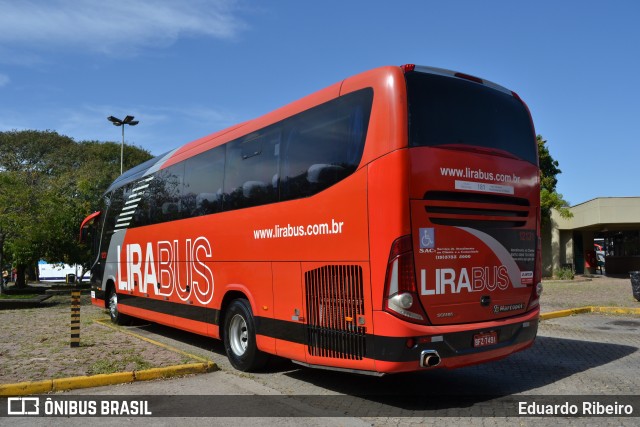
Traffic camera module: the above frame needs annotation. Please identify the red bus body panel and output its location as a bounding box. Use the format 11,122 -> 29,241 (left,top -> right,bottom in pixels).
88,65 -> 539,375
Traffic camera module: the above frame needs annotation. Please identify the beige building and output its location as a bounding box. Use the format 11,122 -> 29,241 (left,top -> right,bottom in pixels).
545,197 -> 640,276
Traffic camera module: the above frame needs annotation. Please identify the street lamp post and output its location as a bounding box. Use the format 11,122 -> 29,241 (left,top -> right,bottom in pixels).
107,115 -> 139,175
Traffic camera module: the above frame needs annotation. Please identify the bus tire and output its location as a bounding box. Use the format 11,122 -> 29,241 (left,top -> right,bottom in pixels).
223,298 -> 269,372
108,287 -> 130,325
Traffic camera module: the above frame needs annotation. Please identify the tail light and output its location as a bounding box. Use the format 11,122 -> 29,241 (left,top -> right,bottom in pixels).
383,235 -> 428,324
454,72 -> 483,84
401,64 -> 416,73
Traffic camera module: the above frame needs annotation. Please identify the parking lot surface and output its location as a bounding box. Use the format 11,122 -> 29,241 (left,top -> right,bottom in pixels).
3,312 -> 637,426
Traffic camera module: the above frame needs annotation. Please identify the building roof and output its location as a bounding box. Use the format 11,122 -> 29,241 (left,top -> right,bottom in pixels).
553,197 -> 640,231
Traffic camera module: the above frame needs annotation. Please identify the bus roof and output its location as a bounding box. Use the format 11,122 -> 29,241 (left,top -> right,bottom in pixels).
105,64 -> 522,195
105,149 -> 175,193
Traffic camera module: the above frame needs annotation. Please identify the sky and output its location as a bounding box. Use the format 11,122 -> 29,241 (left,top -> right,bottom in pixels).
0,0 -> 638,205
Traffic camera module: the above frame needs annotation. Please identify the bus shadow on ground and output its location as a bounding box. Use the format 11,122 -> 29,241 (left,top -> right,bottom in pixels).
134,322 -> 637,415
138,319 -> 637,395
282,336 -> 638,414
134,321 -> 300,372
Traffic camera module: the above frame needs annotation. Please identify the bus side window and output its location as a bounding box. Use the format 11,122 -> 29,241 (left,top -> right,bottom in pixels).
280,88 -> 372,201
103,189 -> 124,235
152,163 -> 185,223
128,182 -> 152,227
183,146 -> 225,217
223,129 -> 280,210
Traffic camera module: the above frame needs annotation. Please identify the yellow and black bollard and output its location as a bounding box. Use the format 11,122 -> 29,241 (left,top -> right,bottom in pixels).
70,290 -> 81,348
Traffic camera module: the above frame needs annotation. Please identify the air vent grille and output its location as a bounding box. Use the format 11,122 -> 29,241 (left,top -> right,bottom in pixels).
305,265 -> 366,360
424,191 -> 530,228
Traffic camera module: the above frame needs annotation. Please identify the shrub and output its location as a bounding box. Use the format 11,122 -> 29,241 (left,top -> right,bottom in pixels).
555,267 -> 574,280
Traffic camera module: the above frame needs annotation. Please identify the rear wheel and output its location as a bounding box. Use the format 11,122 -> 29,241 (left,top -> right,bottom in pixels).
223,298 -> 269,371
108,287 -> 130,325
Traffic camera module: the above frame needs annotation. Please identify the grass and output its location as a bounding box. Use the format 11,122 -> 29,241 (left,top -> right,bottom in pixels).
0,293 -> 39,299
87,351 -> 153,375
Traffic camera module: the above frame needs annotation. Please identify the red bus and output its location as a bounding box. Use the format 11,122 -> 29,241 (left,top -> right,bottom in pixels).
81,64 -> 541,375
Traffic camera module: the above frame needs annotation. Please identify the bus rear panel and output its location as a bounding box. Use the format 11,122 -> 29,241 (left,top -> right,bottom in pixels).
376,66 -> 540,372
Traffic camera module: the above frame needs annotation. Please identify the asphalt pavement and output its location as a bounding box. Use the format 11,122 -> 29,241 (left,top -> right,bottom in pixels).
1,275 -> 639,425
2,312 -> 637,426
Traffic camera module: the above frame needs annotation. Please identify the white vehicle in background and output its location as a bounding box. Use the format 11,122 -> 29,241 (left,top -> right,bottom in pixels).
38,261 -> 89,283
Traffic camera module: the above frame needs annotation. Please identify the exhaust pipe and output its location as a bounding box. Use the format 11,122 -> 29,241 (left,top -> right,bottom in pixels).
420,350 -> 441,368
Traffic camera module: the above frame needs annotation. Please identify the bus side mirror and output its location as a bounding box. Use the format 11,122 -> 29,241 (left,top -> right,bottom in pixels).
79,211 -> 101,243
79,227 -> 89,243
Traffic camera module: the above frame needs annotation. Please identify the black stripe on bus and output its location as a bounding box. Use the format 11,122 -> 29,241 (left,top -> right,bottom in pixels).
116,294 -> 537,363
118,295 -> 309,344
118,293 -> 218,325
254,317 -> 537,362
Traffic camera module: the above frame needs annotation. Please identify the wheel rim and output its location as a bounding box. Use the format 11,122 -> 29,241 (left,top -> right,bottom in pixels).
109,292 -> 118,319
229,314 -> 248,356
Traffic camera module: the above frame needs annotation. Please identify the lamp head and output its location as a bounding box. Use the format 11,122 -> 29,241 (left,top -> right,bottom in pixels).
107,116 -> 123,126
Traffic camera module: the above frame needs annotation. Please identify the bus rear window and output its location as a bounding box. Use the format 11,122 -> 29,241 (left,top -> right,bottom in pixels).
406,72 -> 537,165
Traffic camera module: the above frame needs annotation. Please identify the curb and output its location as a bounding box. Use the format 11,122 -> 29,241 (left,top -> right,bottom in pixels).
93,319 -> 212,363
541,278 -> 593,285
45,288 -> 91,296
0,318 -> 218,397
0,294 -> 52,309
0,362 -> 216,397
541,306 -> 640,320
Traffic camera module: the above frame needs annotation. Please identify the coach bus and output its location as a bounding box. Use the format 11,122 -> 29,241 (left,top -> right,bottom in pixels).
80,64 -> 541,375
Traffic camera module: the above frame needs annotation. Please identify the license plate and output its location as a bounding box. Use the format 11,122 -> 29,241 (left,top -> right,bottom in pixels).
473,331 -> 498,348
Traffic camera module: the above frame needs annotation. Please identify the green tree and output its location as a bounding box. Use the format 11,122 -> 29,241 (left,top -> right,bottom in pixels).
0,130 -> 70,287
0,130 -> 152,287
0,171 -> 32,289
538,135 -> 572,224
39,141 -> 153,270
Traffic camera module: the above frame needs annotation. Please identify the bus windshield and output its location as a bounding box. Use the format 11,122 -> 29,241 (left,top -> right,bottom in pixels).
406,72 -> 537,165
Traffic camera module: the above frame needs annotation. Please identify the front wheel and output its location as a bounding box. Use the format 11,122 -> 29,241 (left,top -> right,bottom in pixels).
223,299 -> 269,371
108,287 -> 130,325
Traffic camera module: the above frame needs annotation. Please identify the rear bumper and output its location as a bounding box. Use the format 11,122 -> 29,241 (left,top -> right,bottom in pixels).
370,307 -> 539,373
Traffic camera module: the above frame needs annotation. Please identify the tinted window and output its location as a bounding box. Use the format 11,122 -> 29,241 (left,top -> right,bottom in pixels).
223,128 -> 280,210
115,87 -> 374,227
183,147 -> 225,216
280,88 -> 373,200
406,72 -> 537,165
103,188 -> 124,235
151,163 -> 184,223
123,177 -> 154,228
